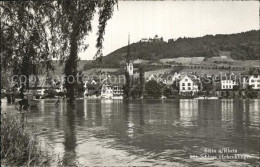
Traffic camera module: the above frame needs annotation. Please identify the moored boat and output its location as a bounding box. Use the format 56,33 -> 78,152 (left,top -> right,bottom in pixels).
28,98 -> 39,106
111,96 -> 123,99
194,96 -> 219,100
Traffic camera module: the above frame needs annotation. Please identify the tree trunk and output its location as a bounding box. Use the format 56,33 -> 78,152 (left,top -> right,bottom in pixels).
64,33 -> 78,106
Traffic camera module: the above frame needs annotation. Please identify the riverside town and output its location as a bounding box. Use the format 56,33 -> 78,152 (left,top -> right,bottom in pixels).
1,1 -> 260,167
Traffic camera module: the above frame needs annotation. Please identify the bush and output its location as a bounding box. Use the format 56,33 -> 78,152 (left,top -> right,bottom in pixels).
145,80 -> 162,99
1,114 -> 53,166
162,85 -> 175,98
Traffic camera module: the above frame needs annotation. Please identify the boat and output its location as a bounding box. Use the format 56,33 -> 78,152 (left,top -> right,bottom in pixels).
24,92 -> 40,107
28,98 -> 39,106
207,97 -> 219,99
111,96 -> 123,100
101,95 -> 112,99
194,96 -> 219,100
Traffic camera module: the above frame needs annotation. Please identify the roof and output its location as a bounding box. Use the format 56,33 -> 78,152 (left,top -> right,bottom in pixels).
85,90 -> 98,96
102,82 -> 124,87
251,68 -> 260,75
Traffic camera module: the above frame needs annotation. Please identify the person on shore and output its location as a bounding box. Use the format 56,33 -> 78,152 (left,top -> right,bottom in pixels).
19,84 -> 25,99
18,84 -> 29,110
55,96 -> 60,108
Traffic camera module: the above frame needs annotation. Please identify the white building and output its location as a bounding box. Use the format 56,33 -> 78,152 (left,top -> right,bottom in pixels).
140,38 -> 149,42
179,75 -> 199,94
101,83 -> 113,99
249,76 -> 260,89
172,72 -> 181,81
101,83 -> 124,99
221,80 -> 237,90
248,69 -> 260,89
112,85 -> 124,97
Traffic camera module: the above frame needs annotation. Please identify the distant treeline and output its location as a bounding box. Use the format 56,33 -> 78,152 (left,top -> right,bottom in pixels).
83,30 -> 259,70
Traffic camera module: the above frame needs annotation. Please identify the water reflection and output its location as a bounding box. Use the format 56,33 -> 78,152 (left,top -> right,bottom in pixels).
126,103 -> 134,138
63,106 -> 77,166
20,99 -> 260,166
180,99 -> 198,126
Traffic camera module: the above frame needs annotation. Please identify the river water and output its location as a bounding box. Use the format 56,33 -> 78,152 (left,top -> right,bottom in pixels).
2,99 -> 260,166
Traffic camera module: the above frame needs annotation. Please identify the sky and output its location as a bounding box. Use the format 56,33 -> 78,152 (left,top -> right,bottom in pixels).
79,1 -> 259,60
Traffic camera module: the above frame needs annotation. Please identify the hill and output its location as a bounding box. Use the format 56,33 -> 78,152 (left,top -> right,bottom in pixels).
83,30 -> 259,69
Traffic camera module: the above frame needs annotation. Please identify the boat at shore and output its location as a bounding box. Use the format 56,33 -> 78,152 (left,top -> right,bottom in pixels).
101,95 -> 123,99
111,96 -> 123,99
27,99 -> 39,106
194,96 -> 219,100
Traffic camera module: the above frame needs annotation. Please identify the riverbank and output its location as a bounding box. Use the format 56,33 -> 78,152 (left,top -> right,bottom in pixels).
1,112 -> 53,166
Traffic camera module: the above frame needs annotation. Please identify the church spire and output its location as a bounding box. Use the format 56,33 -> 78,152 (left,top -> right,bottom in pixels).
126,33 -> 131,63
125,33 -> 133,76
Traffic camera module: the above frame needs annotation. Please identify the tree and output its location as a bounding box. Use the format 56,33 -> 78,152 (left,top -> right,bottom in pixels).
53,0 -> 117,105
1,1 -> 57,88
1,1 -> 118,105
201,77 -> 214,96
76,70 -> 84,97
145,80 -> 162,99
124,70 -> 131,99
233,85 -> 239,91
245,85 -> 258,99
172,80 -> 179,91
139,66 -> 145,99
130,84 -> 141,99
162,85 -> 174,98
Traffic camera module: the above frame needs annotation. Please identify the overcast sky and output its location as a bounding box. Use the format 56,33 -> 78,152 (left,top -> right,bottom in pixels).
79,1 -> 259,60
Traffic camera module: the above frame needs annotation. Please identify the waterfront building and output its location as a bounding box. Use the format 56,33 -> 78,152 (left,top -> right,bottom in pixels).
84,83 -> 99,98
101,83 -> 113,99
179,75 -> 199,94
100,82 -> 124,99
248,69 -> 260,89
28,76 -> 62,97
221,80 -> 237,90
220,73 -> 239,90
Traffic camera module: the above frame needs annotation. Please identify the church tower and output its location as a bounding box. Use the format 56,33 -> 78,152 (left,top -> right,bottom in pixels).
126,34 -> 133,76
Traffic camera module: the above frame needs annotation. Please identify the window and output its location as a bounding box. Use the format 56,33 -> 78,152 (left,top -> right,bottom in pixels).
182,83 -> 185,86
251,80 -> 255,83
223,85 -> 225,89
188,83 -> 191,86
257,84 -> 260,87
188,87 -> 191,90
182,87 -> 185,90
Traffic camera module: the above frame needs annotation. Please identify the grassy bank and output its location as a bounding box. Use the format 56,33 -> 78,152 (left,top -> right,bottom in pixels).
1,113 -> 53,166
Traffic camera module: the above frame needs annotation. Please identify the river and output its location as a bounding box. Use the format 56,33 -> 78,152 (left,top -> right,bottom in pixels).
2,99 -> 260,166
